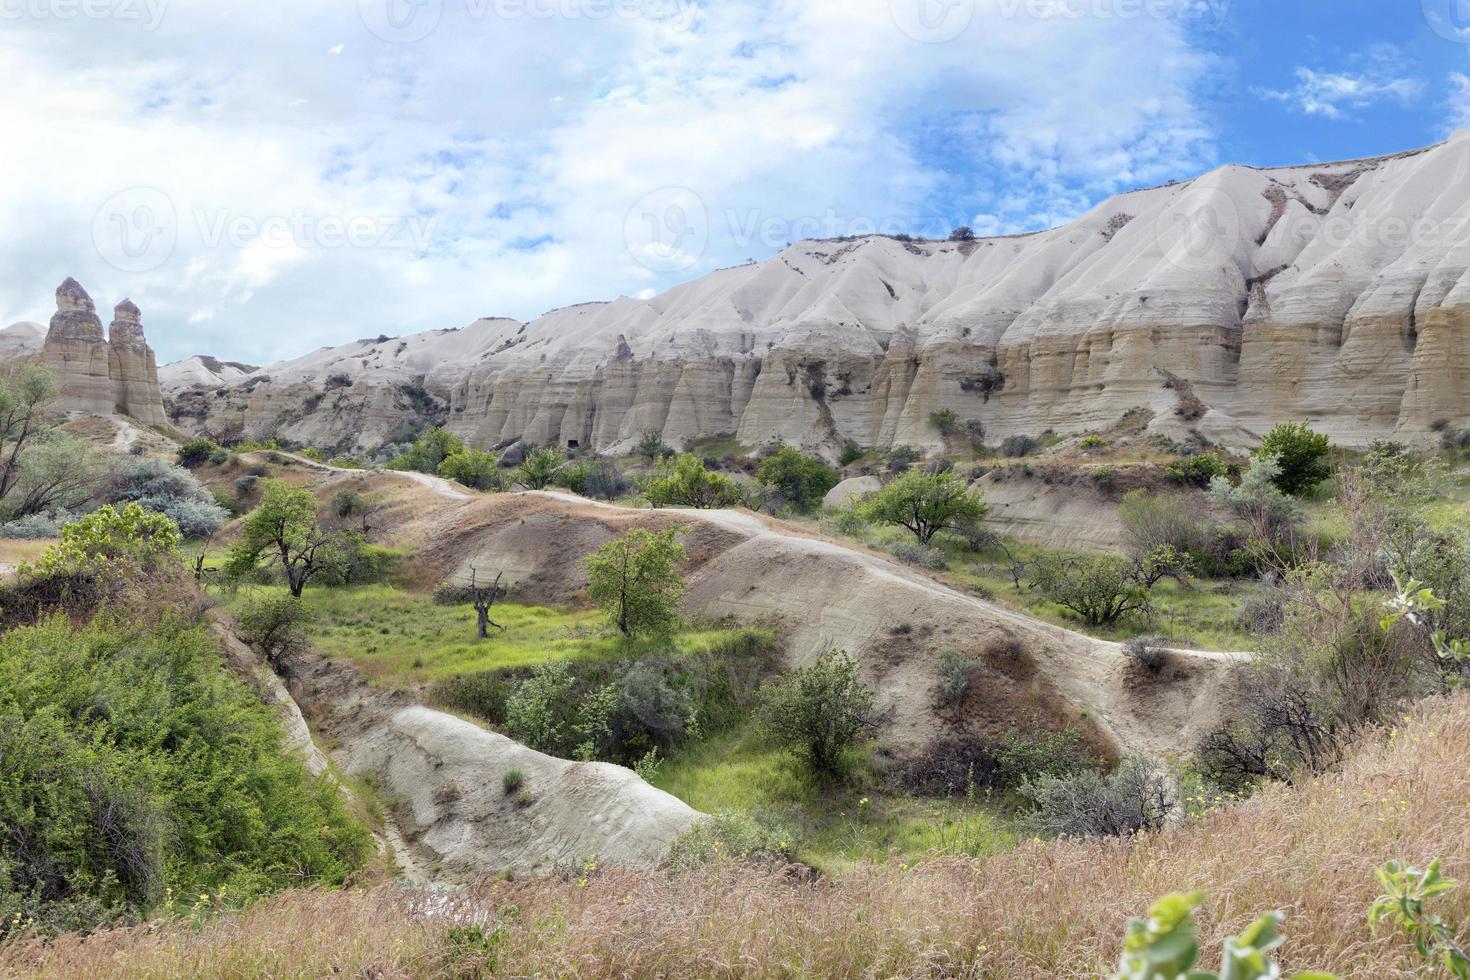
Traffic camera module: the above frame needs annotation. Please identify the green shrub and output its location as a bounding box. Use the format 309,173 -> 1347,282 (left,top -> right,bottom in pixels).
1255,422 -> 1332,496
1078,435 -> 1108,450
756,447 -> 838,512
515,448 -> 565,491
0,615 -> 369,936
24,503 -> 181,580
885,445 -> 920,473
176,438 -> 220,468
389,427 -> 464,475
1165,451 -> 1233,488
646,454 -> 741,509
929,408 -> 959,436
501,769 -> 525,794
1020,756 -> 1175,837
1001,435 -> 1039,458
432,670 -> 511,724
758,649 -> 877,775
438,450 -> 500,491
668,809 -> 799,868
236,593 -> 308,666
839,440 -> 864,466
1111,891 -> 1332,980
105,456 -> 230,539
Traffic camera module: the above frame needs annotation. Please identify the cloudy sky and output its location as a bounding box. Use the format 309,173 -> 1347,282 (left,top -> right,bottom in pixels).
2,0 -> 1468,365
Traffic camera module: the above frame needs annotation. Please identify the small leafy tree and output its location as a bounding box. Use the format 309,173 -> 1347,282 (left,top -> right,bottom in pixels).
584,528 -> 686,638
0,364 -> 59,510
439,449 -> 500,491
756,446 -> 838,512
646,453 -> 742,509
860,469 -> 988,544
637,429 -> 668,460
1028,554 -> 1152,627
237,593 -> 309,667
224,480 -> 344,597
758,649 -> 877,774
4,433 -> 103,520
389,427 -> 464,474
24,502 -> 181,579
1256,422 -> 1332,496
516,447 -> 564,490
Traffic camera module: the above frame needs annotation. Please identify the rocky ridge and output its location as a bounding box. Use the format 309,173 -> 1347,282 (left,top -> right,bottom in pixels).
165,133 -> 1470,457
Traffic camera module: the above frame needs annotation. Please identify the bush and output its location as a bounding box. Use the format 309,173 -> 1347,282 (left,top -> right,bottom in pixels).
0,615 -> 368,934
839,440 -> 864,466
584,528 -> 686,638
438,450 -> 500,491
936,648 -> 978,707
0,510 -> 71,539
1078,435 -> 1108,450
176,438 -> 220,468
1166,451 -> 1233,488
104,456 -> 229,539
646,454 -> 741,509
758,649 -> 877,774
1122,635 -> 1171,674
929,408 -> 959,436
885,445 -> 920,473
234,475 -> 260,496
888,540 -> 948,570
756,447 -> 838,512
897,728 -> 1098,797
860,468 -> 988,544
1001,435 -> 1039,458
1256,422 -> 1332,496
505,660 -> 577,754
668,809 -> 799,868
580,460 -> 629,501
637,430 -> 668,460
1020,756 -> 1175,837
515,448 -> 564,491
1118,489 -> 1208,559
1028,554 -> 1153,627
236,593 -> 309,665
501,769 -> 525,794
432,670 -> 511,724
389,427 -> 464,475
25,503 -> 181,580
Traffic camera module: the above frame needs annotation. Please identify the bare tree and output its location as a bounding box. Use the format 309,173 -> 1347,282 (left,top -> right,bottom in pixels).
470,566 -> 506,639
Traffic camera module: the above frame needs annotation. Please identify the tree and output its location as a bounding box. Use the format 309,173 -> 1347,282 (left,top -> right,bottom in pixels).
1028,554 -> 1153,627
516,447 -> 564,490
860,469 -> 988,544
438,449 -> 500,491
1256,422 -> 1332,496
237,592 -> 309,667
330,487 -> 374,533
949,226 -> 976,241
176,438 -> 220,468
584,528 -> 686,638
25,502 -> 182,580
0,364 -> 58,510
468,566 -> 506,639
645,453 -> 742,509
756,447 -> 839,512
758,649 -> 878,774
4,433 -> 102,520
637,430 -> 668,460
389,427 -> 464,474
224,480 -> 344,597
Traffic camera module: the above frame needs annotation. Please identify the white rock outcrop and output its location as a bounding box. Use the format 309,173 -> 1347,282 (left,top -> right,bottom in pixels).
38,279 -> 166,423
166,136 -> 1470,455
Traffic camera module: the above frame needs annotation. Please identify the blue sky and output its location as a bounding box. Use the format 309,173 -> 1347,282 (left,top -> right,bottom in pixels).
1,0 -> 1467,365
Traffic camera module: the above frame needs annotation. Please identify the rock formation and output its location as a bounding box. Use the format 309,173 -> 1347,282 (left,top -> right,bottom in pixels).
39,279 -> 166,423
163,133 -> 1470,457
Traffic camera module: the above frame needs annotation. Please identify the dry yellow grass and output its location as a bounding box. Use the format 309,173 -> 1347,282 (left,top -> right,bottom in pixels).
8,696 -> 1470,978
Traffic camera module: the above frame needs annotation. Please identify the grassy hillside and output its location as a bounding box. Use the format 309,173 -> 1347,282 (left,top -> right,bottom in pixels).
8,692 -> 1467,977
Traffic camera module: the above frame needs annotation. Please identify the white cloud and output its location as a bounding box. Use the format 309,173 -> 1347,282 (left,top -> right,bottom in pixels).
1451,73 -> 1470,133
0,0 -> 1219,365
1256,48 -> 1424,120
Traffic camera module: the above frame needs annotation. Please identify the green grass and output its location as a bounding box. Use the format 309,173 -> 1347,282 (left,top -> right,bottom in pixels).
222,584 -> 742,687
652,721 -> 1018,871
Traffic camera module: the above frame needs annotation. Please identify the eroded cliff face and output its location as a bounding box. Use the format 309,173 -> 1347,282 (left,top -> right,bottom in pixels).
165,134 -> 1470,457
39,279 -> 167,424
